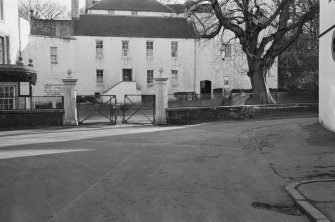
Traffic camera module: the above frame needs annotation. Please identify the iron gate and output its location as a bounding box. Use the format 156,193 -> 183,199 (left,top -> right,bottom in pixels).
77,95 -> 118,125
123,94 -> 155,124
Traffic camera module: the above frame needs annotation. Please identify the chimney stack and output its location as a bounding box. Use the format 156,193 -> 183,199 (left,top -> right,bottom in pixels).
71,0 -> 79,19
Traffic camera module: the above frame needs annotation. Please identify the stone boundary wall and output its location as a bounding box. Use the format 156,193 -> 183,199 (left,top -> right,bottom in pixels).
166,104 -> 318,124
0,110 -> 64,129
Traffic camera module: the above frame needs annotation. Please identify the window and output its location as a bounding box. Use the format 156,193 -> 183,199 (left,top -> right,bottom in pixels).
50,47 -> 58,64
225,44 -> 232,58
0,86 -> 14,110
224,77 -> 229,86
171,70 -> 179,85
225,12 -> 235,19
108,10 -> 115,15
0,37 -> 4,64
188,93 -> 193,100
96,40 -> 103,57
0,0 -> 3,20
131,11 -> 138,16
147,70 -> 154,84
146,41 -> 153,57
171,41 -> 178,58
122,41 -> 129,57
96,69 -> 104,84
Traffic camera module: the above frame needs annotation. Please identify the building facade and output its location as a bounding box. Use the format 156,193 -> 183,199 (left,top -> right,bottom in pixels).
23,0 -> 277,101
0,0 -> 21,65
319,0 -> 335,131
0,0 -> 33,110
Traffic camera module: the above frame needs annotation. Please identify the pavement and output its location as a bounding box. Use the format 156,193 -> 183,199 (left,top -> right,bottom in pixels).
286,179 -> 335,222
0,117 -> 335,222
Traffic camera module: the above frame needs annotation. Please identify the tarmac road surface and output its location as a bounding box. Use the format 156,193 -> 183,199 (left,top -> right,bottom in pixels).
0,117 -> 334,222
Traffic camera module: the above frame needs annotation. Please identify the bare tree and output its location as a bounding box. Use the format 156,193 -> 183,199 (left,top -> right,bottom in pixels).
158,0 -> 183,4
186,0 -> 319,104
19,0 -> 68,20
278,2 -> 319,90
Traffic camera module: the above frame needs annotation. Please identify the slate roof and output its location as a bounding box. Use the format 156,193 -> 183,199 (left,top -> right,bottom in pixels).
73,15 -> 197,39
90,0 -> 175,13
167,4 -> 213,14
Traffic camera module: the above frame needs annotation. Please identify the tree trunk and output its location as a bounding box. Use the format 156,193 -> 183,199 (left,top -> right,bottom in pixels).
250,68 -> 276,104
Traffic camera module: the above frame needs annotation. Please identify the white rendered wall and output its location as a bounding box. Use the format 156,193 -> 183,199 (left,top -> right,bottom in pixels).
319,1 -> 335,131
195,37 -> 277,93
0,0 -> 20,64
19,17 -> 30,54
74,36 -> 196,95
26,33 -> 277,97
24,35 -> 197,96
22,36 -> 77,96
104,81 -> 141,104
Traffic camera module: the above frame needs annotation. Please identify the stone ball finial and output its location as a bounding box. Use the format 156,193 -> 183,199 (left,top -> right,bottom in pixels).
28,58 -> 34,67
159,67 -> 164,76
16,56 -> 23,65
67,69 -> 73,78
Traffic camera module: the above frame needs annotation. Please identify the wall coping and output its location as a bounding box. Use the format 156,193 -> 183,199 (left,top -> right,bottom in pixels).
0,109 -> 65,114
166,103 -> 318,111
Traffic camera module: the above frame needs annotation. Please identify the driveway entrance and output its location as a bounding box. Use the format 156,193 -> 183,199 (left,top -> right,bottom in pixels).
77,95 -> 118,125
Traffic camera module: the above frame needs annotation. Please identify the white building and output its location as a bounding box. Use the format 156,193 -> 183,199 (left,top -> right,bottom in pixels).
0,0 -> 32,110
23,0 -> 277,102
0,0 -> 20,64
319,0 -> 335,131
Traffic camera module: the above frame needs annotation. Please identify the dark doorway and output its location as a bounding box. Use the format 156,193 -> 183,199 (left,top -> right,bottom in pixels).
123,69 -> 132,81
200,80 -> 212,94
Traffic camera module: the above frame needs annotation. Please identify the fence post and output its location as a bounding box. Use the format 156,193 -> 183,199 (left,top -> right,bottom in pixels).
62,70 -> 78,126
154,68 -> 169,125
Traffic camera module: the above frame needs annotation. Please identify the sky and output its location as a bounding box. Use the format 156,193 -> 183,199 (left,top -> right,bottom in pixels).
53,0 -> 86,10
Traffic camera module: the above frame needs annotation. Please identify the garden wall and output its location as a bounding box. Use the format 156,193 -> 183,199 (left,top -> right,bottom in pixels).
166,104 -> 318,124
0,110 -> 64,129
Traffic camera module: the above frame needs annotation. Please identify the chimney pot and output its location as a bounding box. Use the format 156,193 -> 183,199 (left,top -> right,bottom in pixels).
71,0 -> 80,19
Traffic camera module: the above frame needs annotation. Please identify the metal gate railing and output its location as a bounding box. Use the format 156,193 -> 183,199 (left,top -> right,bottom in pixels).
123,94 -> 155,124
77,95 -> 118,125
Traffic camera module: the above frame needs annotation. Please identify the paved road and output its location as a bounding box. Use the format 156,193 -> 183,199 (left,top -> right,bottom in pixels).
0,117 -> 334,222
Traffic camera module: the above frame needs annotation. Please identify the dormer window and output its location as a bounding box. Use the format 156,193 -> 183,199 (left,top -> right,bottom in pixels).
131,11 -> 138,16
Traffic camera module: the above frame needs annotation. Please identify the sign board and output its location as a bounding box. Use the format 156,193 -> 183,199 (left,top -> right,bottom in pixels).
44,83 -> 63,96
19,82 -> 30,96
